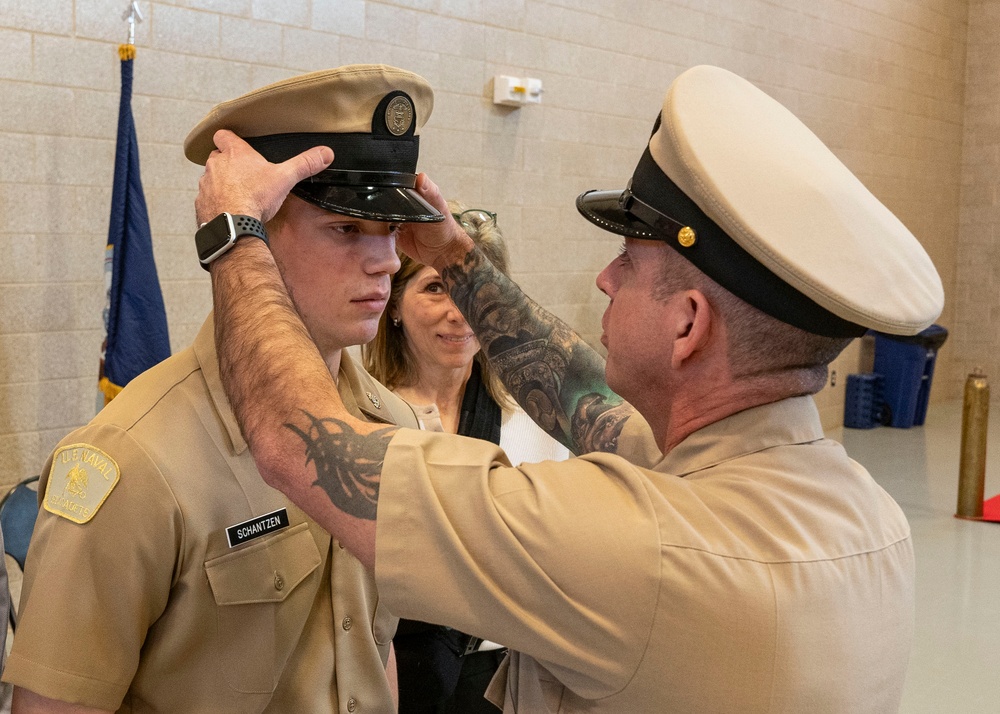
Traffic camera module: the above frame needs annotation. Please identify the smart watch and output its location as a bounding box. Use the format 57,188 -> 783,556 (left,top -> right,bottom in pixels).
195,212 -> 269,270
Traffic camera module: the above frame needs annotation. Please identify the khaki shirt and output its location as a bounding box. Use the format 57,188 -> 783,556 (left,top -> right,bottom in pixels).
4,316 -> 414,713
375,396 -> 914,713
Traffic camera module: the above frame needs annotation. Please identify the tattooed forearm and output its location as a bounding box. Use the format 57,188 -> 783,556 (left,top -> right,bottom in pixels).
286,411 -> 398,521
441,248 -> 633,454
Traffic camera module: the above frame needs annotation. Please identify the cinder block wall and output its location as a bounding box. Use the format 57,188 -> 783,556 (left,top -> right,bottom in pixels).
0,1 -> 974,490
952,0 -> 1000,396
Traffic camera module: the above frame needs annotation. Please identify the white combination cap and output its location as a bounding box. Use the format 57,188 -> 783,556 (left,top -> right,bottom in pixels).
577,65 -> 943,337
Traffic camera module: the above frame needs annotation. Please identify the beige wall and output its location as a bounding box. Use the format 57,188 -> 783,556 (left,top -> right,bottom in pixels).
0,0 -> 977,490
953,0 -> 1000,396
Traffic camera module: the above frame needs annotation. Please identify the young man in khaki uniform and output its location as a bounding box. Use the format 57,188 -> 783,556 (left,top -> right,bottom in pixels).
196,66 -> 943,712
2,65 -> 436,714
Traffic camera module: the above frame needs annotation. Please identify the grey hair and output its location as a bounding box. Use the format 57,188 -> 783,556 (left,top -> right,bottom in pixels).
654,250 -> 851,393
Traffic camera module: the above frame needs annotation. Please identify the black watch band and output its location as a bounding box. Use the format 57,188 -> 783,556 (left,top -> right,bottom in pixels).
196,212 -> 269,271
232,215 -> 268,243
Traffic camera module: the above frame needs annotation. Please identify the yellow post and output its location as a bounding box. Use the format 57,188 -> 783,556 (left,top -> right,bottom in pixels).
956,369 -> 989,520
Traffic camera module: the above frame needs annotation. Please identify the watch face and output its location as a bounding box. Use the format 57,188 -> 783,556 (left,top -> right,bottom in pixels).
196,212 -> 236,264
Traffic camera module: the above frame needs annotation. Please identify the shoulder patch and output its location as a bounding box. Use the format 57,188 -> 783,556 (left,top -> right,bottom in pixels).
43,443 -> 121,524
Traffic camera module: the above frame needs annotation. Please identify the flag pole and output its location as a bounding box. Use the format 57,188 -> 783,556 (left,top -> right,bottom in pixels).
98,1 -> 170,410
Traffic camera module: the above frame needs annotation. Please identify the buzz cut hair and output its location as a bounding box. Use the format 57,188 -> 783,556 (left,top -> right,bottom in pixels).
653,250 -> 852,394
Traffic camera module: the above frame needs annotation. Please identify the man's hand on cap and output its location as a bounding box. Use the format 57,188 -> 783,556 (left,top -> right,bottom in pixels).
195,129 -> 334,225
397,173 -> 474,271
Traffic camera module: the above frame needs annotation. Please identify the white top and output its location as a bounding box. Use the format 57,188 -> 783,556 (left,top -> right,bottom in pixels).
403,400 -> 571,466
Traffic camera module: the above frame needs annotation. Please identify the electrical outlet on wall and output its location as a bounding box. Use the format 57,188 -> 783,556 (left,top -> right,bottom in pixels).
830,369 -> 837,388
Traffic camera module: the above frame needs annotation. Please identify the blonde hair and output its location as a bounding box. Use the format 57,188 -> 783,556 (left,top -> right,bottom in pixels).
363,201 -> 513,409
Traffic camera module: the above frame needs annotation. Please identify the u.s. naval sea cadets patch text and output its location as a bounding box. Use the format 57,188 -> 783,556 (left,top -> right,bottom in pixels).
226,508 -> 290,548
44,443 -> 120,524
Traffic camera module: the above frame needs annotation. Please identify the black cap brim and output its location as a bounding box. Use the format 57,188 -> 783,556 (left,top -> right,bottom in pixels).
292,183 -> 444,223
575,190 -> 660,239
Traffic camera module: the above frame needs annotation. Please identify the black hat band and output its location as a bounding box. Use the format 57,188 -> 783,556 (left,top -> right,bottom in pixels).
246,132 -> 419,174
304,169 -> 417,189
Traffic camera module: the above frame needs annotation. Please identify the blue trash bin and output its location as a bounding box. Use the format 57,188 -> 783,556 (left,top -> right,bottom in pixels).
872,324 -> 948,428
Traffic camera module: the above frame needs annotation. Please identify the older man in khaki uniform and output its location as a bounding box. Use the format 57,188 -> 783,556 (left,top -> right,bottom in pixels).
2,65 -> 438,713
196,66 -> 943,712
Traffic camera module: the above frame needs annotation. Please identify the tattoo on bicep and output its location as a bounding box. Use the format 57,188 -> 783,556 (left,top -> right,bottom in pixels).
285,411 -> 397,521
572,395 -> 634,453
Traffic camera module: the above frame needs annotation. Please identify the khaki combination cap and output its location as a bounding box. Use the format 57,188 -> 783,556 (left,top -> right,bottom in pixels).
577,65 -> 944,337
185,64 -> 442,223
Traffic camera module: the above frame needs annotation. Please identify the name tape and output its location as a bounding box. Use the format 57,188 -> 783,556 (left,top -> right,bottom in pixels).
226,508 -> 290,548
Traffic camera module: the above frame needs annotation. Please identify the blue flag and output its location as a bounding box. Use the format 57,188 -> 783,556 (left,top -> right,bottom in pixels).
99,45 -> 170,408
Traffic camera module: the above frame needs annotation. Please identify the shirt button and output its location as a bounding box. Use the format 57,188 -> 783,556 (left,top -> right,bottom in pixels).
347,697 -> 357,712
274,572 -> 284,591
342,616 -> 353,631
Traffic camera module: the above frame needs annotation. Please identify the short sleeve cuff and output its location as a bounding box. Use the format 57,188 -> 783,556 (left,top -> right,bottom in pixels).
3,653 -> 128,711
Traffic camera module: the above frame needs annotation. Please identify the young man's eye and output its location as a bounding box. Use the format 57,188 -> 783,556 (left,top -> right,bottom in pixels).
331,223 -> 359,234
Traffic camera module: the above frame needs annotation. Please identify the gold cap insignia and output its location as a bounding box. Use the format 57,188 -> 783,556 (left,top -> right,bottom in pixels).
44,443 -> 120,524
384,95 -> 414,136
677,226 -> 697,247
365,391 -> 382,409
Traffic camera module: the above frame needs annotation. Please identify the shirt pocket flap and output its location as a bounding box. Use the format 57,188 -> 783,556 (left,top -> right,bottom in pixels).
205,522 -> 321,605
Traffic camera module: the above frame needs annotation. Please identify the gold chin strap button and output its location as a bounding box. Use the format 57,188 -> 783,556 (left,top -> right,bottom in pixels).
677,226 -> 697,247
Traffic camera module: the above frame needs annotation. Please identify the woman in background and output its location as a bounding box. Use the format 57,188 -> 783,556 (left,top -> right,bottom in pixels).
363,203 -> 569,713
